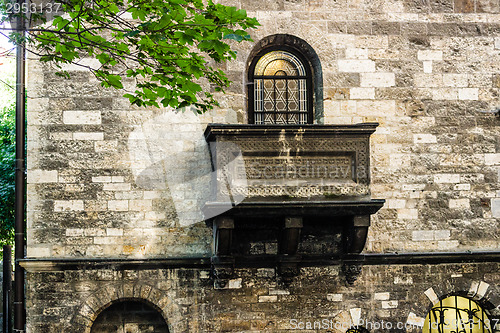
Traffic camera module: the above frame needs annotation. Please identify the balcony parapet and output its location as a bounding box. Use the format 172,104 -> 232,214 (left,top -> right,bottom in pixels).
203,123 -> 384,287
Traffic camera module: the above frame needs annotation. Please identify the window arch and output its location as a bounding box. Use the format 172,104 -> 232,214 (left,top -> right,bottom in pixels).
247,34 -> 322,124
423,295 -> 492,333
91,299 -> 169,333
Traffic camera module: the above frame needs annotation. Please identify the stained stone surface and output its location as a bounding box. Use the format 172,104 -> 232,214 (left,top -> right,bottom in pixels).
23,0 -> 500,331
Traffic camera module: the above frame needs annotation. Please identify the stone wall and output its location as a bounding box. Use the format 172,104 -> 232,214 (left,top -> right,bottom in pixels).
26,0 -> 500,259
24,0 -> 500,331
25,263 -> 500,332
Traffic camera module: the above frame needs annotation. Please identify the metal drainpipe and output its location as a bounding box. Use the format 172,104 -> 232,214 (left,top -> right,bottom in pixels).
3,245 -> 13,333
14,1 -> 26,331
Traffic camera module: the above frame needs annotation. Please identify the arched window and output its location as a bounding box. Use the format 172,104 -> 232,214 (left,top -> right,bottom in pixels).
249,49 -> 312,124
423,296 -> 492,333
247,34 -> 322,125
91,299 -> 169,333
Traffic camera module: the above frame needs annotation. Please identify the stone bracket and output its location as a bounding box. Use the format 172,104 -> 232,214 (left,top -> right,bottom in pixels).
344,215 -> 370,255
277,217 -> 303,284
212,216 -> 235,288
342,255 -> 365,286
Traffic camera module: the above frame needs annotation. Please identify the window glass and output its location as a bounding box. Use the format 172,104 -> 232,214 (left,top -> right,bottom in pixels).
252,50 -> 310,124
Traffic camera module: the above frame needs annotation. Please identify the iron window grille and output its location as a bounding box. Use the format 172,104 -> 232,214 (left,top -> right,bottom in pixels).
423,296 -> 493,333
346,328 -> 370,333
249,49 -> 313,124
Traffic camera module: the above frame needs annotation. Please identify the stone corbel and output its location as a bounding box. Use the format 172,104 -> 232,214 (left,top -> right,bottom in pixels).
345,215 -> 370,254
342,215 -> 370,285
342,257 -> 364,286
211,216 -> 235,288
278,217 -> 303,284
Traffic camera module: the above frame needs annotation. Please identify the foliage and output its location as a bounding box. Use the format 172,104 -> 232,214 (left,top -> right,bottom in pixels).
2,0 -> 259,112
0,58 -> 15,251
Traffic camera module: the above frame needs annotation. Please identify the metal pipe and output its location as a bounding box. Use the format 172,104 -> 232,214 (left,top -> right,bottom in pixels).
14,3 -> 26,331
3,245 -> 12,333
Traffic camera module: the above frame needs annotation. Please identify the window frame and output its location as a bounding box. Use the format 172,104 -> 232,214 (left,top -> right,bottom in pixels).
247,45 -> 314,125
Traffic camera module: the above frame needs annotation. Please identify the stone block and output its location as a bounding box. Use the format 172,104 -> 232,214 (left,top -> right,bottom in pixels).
258,296 -> 277,302
28,170 -> 58,183
437,240 -> 459,250
106,228 -> 124,237
476,0 -> 500,12
387,199 -> 406,209
269,288 -> 290,295
374,292 -> 390,300
94,237 -> 122,245
227,278 -> 242,289
103,183 -> 132,191
453,184 -> 471,191
73,132 -> 104,140
443,74 -> 468,87
92,176 -> 112,183
54,200 -> 84,212
423,61 -> 433,73
454,0 -> 474,12
327,293 -> 343,301
449,198 -> 470,209
413,134 -> 437,144
62,111 -> 101,125
360,73 -> 395,87
111,176 -> 124,183
355,36 -> 389,49
338,60 -> 376,73
407,312 -> 425,328
432,88 -> 458,100
412,230 -> 434,241
414,74 -> 443,87
418,50 -> 443,61
350,88 -> 375,99
492,199 -> 500,218
345,48 -> 369,59
485,154 -> 500,165
398,209 -> 419,219
108,200 -> 129,211
458,88 -> 478,100
434,174 -> 460,183
66,229 -> 85,237
382,300 -> 399,309
434,230 -> 451,240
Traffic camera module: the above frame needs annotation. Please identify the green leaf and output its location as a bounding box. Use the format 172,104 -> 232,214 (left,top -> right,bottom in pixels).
26,0 -> 259,112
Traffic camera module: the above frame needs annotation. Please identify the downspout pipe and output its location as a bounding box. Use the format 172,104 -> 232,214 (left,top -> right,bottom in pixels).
14,3 -> 26,332
3,245 -> 12,333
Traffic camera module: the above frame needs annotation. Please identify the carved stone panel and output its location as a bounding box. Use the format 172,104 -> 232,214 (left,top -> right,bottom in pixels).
204,124 -> 378,200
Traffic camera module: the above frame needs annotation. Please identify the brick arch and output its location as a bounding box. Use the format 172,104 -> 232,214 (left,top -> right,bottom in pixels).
71,282 -> 184,333
407,280 -> 500,327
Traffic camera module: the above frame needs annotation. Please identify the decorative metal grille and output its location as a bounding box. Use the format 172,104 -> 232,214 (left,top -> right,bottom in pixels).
423,296 -> 493,333
346,328 -> 369,333
253,51 -> 309,124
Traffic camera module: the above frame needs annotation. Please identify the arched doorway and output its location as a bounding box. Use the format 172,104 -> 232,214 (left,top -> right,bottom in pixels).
91,299 -> 169,333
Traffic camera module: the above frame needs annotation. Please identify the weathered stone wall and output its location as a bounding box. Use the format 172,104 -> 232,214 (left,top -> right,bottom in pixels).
24,0 -> 500,331
25,263 -> 499,332
26,0 -> 500,258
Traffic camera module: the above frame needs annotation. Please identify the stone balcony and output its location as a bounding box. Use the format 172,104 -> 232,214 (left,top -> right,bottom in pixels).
203,123 -> 385,286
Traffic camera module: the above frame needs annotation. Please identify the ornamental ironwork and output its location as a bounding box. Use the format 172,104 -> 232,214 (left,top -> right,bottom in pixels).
252,50 -> 311,124
423,296 -> 493,333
